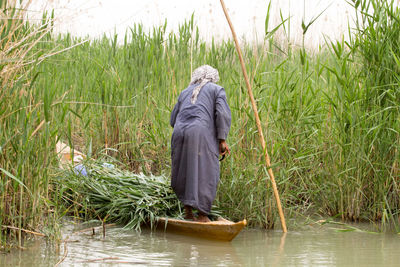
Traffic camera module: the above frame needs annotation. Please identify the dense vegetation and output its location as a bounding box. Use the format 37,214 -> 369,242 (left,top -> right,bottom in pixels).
57,160 -> 183,231
1,0 -> 399,247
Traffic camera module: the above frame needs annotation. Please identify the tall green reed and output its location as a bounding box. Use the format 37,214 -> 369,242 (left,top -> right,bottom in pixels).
2,0 -> 400,242
0,1 -> 64,247
34,8 -> 398,230
321,0 -> 400,226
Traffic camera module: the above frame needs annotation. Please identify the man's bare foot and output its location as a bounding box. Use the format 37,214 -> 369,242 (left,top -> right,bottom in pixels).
184,205 -> 195,220
196,213 -> 211,223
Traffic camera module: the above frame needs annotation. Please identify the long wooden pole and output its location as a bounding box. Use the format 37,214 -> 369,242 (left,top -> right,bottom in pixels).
219,0 -> 287,232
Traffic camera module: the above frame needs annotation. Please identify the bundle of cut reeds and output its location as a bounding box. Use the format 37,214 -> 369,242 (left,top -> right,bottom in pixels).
57,160 -> 183,230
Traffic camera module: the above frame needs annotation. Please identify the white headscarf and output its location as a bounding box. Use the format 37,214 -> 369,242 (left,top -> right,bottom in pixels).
189,65 -> 219,104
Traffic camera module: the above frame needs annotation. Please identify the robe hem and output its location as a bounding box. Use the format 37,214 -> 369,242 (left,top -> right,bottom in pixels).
181,200 -> 211,215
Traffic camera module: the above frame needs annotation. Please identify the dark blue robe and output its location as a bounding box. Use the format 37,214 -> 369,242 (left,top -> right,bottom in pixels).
170,82 -> 231,214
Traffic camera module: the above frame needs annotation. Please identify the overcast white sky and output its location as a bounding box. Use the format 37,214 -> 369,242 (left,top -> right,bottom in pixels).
29,0 -> 355,48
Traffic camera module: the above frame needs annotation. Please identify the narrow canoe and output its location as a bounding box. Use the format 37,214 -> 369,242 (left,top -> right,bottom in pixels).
156,217 -> 247,241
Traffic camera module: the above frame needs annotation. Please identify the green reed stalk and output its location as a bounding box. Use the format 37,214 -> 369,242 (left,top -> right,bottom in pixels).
2,0 -> 400,246
0,1 -> 76,247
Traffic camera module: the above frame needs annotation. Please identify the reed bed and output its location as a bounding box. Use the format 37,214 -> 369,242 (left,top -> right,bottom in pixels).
0,0 -> 59,248
1,0 -> 400,247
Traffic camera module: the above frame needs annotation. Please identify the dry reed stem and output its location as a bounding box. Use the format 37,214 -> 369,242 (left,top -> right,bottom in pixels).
24,39 -> 89,66
79,257 -> 120,263
72,223 -> 116,235
1,225 -> 45,237
54,236 -> 69,267
29,119 -> 45,139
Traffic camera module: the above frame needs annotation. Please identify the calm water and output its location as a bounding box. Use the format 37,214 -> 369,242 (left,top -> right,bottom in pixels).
1,223 -> 400,266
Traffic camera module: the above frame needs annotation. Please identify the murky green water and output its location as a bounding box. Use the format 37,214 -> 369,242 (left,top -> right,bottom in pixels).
1,223 -> 400,266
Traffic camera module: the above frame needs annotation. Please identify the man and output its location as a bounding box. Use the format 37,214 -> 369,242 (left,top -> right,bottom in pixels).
170,65 -> 231,222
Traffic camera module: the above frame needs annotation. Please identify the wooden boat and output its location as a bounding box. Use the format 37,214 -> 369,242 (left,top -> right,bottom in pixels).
56,141 -> 85,168
156,217 -> 247,241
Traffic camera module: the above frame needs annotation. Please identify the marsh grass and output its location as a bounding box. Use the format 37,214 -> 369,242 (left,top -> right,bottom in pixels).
1,0 -> 400,247
321,0 -> 400,223
28,2 -> 400,230
0,1 -> 67,247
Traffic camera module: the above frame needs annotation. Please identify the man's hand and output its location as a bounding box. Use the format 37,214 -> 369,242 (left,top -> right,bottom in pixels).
219,139 -> 230,156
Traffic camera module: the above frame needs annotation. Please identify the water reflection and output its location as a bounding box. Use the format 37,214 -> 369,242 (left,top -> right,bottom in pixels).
163,233 -> 242,266
1,225 -> 400,266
